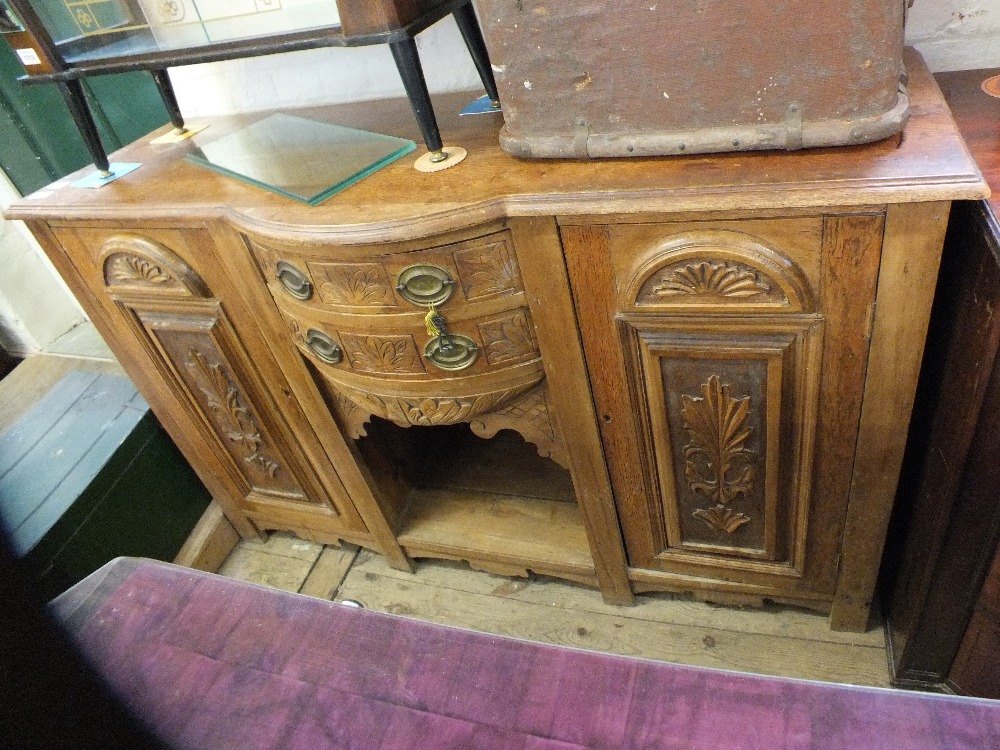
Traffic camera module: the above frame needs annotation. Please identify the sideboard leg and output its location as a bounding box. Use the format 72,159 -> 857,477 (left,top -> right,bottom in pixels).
453,1 -> 501,107
57,79 -> 111,176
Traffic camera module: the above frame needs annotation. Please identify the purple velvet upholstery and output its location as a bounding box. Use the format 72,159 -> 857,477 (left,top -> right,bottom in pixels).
52,558 -> 1000,750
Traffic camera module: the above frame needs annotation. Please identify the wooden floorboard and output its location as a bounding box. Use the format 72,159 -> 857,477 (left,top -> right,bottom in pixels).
216,533 -> 324,593
0,354 -> 124,434
299,544 -> 360,600
214,535 -> 892,688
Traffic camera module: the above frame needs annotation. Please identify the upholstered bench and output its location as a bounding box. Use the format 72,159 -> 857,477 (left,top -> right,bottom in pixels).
50,557 -> 1000,750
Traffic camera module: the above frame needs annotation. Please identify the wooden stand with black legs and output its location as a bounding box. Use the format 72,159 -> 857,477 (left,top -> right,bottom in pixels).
3,0 -> 500,176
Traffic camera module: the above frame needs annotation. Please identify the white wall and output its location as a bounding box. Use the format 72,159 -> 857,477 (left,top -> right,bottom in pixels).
0,172 -> 87,356
907,0 -> 1000,71
169,17 -> 483,117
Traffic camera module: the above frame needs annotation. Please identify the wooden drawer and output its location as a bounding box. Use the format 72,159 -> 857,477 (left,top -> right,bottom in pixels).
247,229 -> 548,433
247,230 -> 524,315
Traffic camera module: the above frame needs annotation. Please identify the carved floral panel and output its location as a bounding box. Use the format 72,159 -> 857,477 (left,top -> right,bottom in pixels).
340,333 -> 425,374
146,321 -> 307,501
681,375 -> 755,534
478,309 -> 539,365
454,239 -> 522,300
309,261 -> 396,307
659,354 -> 770,557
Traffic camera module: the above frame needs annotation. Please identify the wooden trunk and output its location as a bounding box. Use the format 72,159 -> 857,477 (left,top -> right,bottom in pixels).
476,0 -> 909,158
337,0 -> 446,36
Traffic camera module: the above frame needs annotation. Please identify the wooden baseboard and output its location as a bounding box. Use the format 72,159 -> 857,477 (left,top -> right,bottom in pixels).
173,501 -> 240,573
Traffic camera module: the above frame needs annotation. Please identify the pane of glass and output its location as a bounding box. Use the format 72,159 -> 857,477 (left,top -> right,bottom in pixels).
19,0 -> 341,62
185,112 -> 416,205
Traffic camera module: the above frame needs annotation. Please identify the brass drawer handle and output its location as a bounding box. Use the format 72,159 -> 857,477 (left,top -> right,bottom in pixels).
425,334 -> 479,371
397,264 -> 455,306
276,261 -> 313,301
423,304 -> 478,371
305,328 -> 342,364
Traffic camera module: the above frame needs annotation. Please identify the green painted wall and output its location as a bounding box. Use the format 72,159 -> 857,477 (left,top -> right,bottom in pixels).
0,40 -> 169,195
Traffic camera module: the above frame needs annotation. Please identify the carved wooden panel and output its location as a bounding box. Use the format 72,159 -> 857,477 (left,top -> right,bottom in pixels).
308,261 -> 397,307
478,308 -> 539,365
101,234 -> 209,299
454,238 -> 523,300
469,384 -> 568,469
100,235 -> 328,510
625,230 -> 815,314
141,310 -> 312,504
330,382 -> 540,430
631,320 -> 823,571
340,333 -> 426,374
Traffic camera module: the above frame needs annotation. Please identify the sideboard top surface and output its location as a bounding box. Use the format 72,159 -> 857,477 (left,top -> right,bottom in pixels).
935,67 -> 1000,220
6,49 -> 988,240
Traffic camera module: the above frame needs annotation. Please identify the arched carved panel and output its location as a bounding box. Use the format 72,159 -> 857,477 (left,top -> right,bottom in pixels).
101,234 -> 209,299
624,230 -> 815,313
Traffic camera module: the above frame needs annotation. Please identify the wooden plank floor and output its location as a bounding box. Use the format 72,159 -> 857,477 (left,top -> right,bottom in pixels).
218,532 -> 893,688
0,347 -> 891,688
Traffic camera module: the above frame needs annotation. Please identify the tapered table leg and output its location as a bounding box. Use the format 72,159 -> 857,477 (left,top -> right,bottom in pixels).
151,68 -> 187,134
57,79 -> 110,176
453,1 -> 500,108
389,36 -> 447,162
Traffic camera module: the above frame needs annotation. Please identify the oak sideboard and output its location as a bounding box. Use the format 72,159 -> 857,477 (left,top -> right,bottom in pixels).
7,49 -> 987,631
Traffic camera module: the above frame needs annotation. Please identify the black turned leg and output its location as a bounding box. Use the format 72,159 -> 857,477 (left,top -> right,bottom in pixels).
453,1 -> 500,108
151,68 -> 186,133
389,36 -> 446,161
57,79 -> 110,176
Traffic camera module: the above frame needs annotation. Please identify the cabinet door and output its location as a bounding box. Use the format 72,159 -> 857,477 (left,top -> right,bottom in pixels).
48,226 -> 368,542
564,215 -> 883,606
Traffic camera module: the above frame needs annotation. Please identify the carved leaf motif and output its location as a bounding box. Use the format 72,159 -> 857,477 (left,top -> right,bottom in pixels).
318,265 -> 392,305
287,317 -> 306,347
187,349 -> 280,478
456,241 -> 519,298
652,261 -> 771,298
481,310 -> 536,363
348,336 -> 419,373
336,386 -> 535,429
681,375 -> 754,513
109,255 -> 172,285
693,506 -> 752,533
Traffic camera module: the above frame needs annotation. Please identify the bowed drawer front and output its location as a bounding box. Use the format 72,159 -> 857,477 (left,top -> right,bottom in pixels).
245,226 -> 567,465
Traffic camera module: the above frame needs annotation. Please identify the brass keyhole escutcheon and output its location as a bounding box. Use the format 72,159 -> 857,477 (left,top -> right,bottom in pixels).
422,303 -> 478,371
276,261 -> 313,301
305,328 -> 342,365
396,265 -> 455,306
